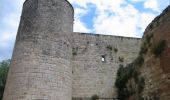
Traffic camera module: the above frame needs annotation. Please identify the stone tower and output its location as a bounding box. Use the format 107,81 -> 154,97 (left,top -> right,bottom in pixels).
3,0 -> 73,100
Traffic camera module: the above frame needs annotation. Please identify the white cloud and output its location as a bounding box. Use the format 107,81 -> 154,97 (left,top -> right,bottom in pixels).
129,0 -> 145,3
0,12 -> 21,49
0,32 -> 15,48
68,0 -> 166,37
144,0 -> 159,11
93,4 -> 140,37
91,1 -> 159,37
2,14 -> 20,30
73,6 -> 92,32
137,13 -> 156,30
74,19 -> 91,33
74,8 -> 88,19
68,0 -> 126,13
68,0 -> 89,8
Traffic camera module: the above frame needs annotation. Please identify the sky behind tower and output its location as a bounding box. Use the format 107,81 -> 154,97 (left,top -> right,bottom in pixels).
0,0 -> 170,60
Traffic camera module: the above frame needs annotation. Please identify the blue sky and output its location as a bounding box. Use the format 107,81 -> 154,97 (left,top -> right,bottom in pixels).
0,0 -> 170,61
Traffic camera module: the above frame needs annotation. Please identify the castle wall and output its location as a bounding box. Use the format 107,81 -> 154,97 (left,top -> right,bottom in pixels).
3,0 -> 73,100
71,33 -> 141,99
3,0 -> 145,99
140,5 -> 170,100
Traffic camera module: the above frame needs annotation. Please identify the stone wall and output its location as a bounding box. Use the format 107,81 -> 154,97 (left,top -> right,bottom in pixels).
140,5 -> 170,100
3,0 -> 74,100
72,97 -> 116,100
71,33 -> 141,99
3,0 -> 144,99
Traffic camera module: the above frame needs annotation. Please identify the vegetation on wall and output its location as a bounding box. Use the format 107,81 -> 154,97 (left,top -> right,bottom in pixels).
72,51 -> 77,56
139,34 -> 153,56
106,45 -> 118,53
119,57 -> 124,62
115,31 -> 168,100
72,47 -> 78,56
152,40 -> 167,57
115,62 -> 145,100
115,32 -> 168,100
114,48 -> 118,52
135,55 -> 144,67
91,94 -> 99,100
137,34 -> 154,66
139,44 -> 148,55
115,34 -> 154,100
0,59 -> 10,100
106,45 -> 113,51
141,34 -> 167,58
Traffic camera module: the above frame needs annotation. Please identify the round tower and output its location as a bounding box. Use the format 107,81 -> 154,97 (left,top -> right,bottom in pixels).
3,0 -> 73,100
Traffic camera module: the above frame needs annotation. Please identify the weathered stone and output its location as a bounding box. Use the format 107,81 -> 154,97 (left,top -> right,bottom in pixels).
3,0 -> 144,100
141,5 -> 170,100
3,0 -> 73,100
72,33 -> 141,98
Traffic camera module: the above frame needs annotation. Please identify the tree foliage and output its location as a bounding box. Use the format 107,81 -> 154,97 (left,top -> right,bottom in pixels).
0,59 -> 10,100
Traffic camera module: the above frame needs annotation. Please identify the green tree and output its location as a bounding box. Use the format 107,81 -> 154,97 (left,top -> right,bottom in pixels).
0,59 -> 10,100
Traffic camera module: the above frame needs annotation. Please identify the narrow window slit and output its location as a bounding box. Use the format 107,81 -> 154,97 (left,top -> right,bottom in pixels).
101,55 -> 106,62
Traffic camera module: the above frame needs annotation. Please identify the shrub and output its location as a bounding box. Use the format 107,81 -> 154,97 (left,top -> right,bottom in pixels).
139,45 -> 148,55
72,47 -> 78,56
91,94 -> 99,100
149,24 -> 153,30
72,51 -> 77,56
133,71 -> 139,83
139,96 -> 145,100
153,95 -> 160,100
152,40 -> 167,57
135,55 -> 144,66
115,65 -> 134,100
106,45 -> 113,51
119,57 -> 124,62
138,77 -> 145,93
114,48 -> 118,52
115,61 -> 145,100
145,34 -> 153,44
